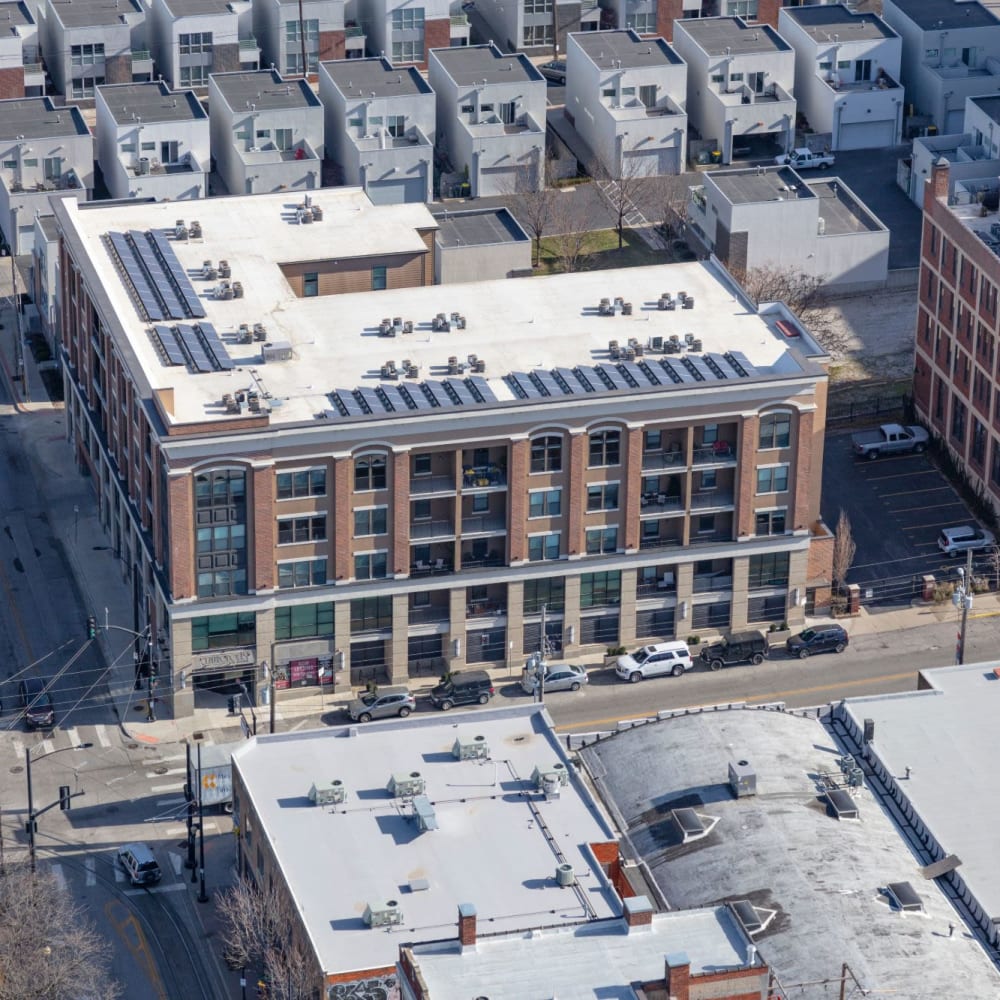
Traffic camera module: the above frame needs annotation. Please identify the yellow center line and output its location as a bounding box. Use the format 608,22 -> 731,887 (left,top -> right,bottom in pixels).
554,670 -> 919,732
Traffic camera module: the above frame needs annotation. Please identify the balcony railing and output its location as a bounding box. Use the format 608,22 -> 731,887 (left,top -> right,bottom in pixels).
461,514 -> 506,536
410,519 -> 456,540
466,600 -> 506,618
409,605 -> 450,624
411,474 -> 457,495
639,535 -> 682,550
692,444 -> 736,467
130,50 -> 151,62
642,449 -> 686,470
694,574 -> 733,594
690,491 -> 735,510
23,62 -> 44,75
689,532 -> 733,546
346,25 -> 365,37
462,465 -> 506,488
460,551 -> 504,569
411,558 -> 454,576
451,13 -> 469,25
239,37 -> 259,51
637,577 -> 677,596
640,493 -> 683,511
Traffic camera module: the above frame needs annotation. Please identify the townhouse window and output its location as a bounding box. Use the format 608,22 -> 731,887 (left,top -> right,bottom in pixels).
195,469 -> 248,598
952,397 -> 967,443
728,73 -> 743,81
191,612 -> 256,651
413,453 -> 432,476
355,455 -> 387,491
710,74 -> 725,84
372,265 -> 387,291
528,532 -> 561,561
71,43 -> 105,65
351,596 -> 392,632
588,430 -> 620,467
818,60 -> 832,70
580,571 -> 621,608
748,552 -> 789,589
756,465 -> 789,494
528,488 -> 562,517
391,7 -> 425,28
412,499 -> 431,520
180,66 -> 209,87
277,468 -> 326,499
179,32 -> 213,54
837,60 -> 850,69
461,104 -> 474,114
278,558 -> 327,589
354,551 -> 389,580
354,507 -> 388,536
275,602 -> 333,640
386,115 -> 405,138
602,88 -> 616,97
524,0 -> 552,11
644,430 -> 662,451
628,12 -> 654,32
585,526 -> 618,555
586,482 -> 619,511
754,509 -> 787,536
727,0 -> 758,18
530,435 -> 562,473
523,24 -> 552,45
759,412 -> 791,449
303,273 -> 318,297
274,129 -> 293,151
277,515 -> 326,544
524,577 -> 565,613
285,18 -> 319,41
71,76 -> 104,99
972,419 -> 986,464
348,116 -> 363,127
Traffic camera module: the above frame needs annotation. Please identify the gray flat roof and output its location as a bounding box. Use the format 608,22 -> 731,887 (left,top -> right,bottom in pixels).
432,207 -> 528,248
571,29 -> 683,68
410,908 -> 757,998
710,166 -> 815,203
38,215 -> 60,240
807,177 -> 886,234
231,704 -> 620,977
320,56 -> 431,98
845,664 -> 1000,926
782,4 -> 896,39
210,71 -> 320,110
889,0 -> 999,29
0,97 -> 90,139
579,708 -> 1000,995
432,44 -> 543,86
970,94 -> 1000,124
678,16 -> 791,55
161,0 -> 234,16
98,82 -> 207,125
48,0 -> 141,28
0,2 -> 34,29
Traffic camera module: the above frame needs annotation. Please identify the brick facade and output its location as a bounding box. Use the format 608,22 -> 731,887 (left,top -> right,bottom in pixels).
168,474 -> 194,599
656,0 -> 683,41
104,53 -> 133,85
0,66 -> 25,99
422,18 -> 451,67
392,452 -> 410,575
756,0 -> 784,29
252,466 -> 275,590
212,43 -> 241,74
318,30 -> 345,63
508,438 -> 528,562
333,457 -> 352,581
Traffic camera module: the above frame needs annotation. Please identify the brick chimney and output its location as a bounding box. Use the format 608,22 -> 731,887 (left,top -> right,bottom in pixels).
931,156 -> 950,202
623,894 -> 654,932
458,902 -> 477,948
665,951 -> 691,1000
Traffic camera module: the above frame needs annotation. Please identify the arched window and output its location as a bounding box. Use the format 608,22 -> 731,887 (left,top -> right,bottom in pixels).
530,435 -> 562,473
354,454 -> 387,491
758,412 -> 792,450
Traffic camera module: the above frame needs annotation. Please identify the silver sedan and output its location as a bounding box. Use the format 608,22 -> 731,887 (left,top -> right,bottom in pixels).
521,662 -> 589,694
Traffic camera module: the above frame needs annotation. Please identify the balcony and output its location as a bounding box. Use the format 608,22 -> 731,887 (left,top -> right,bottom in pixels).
640,493 -> 684,516
345,25 -> 366,51
641,447 -> 686,471
694,573 -> 733,594
466,595 -> 506,619
410,518 -> 456,541
637,571 -> 676,597
411,551 -> 454,576
460,546 -> 504,569
639,531 -> 682,550
692,443 -> 737,468
690,491 -> 735,511
239,36 -> 260,66
409,602 -> 450,625
23,62 -> 45,88
461,514 -> 506,537
410,474 -> 457,496
462,464 -> 506,490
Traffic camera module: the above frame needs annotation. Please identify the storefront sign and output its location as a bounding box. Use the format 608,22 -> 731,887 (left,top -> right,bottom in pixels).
191,648 -> 255,671
289,658 -> 319,686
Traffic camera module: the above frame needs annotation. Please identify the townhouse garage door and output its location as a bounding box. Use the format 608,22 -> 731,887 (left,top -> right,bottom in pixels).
367,176 -> 425,204
624,146 -> 680,176
482,165 -> 534,193
838,119 -> 895,150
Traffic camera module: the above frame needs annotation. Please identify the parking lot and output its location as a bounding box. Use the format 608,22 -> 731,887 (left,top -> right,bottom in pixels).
822,432 -> 986,605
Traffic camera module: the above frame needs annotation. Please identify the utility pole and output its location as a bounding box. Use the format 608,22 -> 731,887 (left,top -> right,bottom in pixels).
954,547 -> 974,664
185,742 -> 196,874
265,659 -> 275,734
537,604 -> 547,703
197,741 -> 208,903
297,0 -> 308,78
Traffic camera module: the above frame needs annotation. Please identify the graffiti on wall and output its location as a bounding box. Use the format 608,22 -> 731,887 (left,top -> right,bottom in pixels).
328,972 -> 399,1000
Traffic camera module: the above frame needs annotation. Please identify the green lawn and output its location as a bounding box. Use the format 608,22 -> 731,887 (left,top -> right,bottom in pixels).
535,228 -> 666,275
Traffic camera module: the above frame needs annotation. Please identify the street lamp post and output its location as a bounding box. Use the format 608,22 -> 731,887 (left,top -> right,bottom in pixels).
25,742 -> 92,872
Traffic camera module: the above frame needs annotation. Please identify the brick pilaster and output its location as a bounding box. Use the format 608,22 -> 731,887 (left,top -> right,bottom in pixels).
566,433 -> 586,557
168,472 -> 194,599
665,954 -> 691,1000
792,410 -> 814,531
422,19 -> 451,67
756,0 -> 782,29
618,568 -> 637,647
392,451 -> 410,575
334,457 -> 352,581
252,465 -> 275,591
508,439 -> 528,562
736,415 -> 758,539
319,30 -> 345,62
448,587 -> 466,670
623,427 -> 643,551
0,66 -> 25,99
334,601 -> 351,675
655,0 -> 682,40
390,592 -> 408,683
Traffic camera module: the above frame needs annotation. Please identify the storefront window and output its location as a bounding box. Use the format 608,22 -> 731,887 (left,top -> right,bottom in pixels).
191,612 -> 256,651
275,602 -> 334,640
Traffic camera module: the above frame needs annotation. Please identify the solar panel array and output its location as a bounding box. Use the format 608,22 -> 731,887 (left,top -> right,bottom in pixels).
107,229 -> 206,322
147,321 -> 235,373
328,354 -> 753,420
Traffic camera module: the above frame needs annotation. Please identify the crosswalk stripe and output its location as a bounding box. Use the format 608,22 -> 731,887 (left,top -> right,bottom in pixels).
124,883 -> 186,896
151,782 -> 184,793
50,862 -> 67,893
158,754 -> 186,763
11,737 -> 25,759
165,826 -> 187,836
170,853 -> 183,876
95,725 -> 111,748
39,738 -> 54,755
65,727 -> 81,748
85,856 -> 96,886
145,767 -> 186,778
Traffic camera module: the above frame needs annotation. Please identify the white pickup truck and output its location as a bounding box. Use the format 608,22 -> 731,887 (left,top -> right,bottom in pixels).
774,148 -> 835,170
851,423 -> 929,460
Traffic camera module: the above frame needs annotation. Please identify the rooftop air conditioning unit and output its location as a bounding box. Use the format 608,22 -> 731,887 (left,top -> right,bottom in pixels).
262,340 -> 293,362
387,771 -> 425,797
363,900 -> 403,928
309,779 -> 346,805
728,759 -> 756,797
452,734 -> 489,760
531,762 -> 569,792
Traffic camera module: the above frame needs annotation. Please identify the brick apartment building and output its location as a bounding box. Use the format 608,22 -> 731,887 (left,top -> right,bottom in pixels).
913,158 -> 1000,510
53,188 -> 833,718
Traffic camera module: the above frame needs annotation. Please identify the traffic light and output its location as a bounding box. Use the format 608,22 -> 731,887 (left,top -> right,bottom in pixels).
86,615 -> 97,640
59,785 -> 71,811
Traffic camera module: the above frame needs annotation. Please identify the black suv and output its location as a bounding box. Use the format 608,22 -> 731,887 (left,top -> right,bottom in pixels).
19,678 -> 55,729
429,670 -> 495,711
786,625 -> 849,659
700,631 -> 769,671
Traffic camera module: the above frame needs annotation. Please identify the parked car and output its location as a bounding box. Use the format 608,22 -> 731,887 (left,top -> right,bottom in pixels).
786,624 -> 849,658
851,423 -> 928,460
774,147 -> 835,169
521,662 -> 588,694
937,524 -> 996,557
538,59 -> 566,84
429,670 -> 495,710
19,677 -> 55,729
615,641 -> 693,683
117,843 -> 162,886
700,631 -> 769,670
347,686 -> 416,722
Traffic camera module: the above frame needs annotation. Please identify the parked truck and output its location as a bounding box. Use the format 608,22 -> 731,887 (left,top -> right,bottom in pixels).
774,148 -> 835,170
851,423 -> 929,460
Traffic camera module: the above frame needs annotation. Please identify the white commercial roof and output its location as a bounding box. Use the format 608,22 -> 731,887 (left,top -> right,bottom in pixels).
410,907 -> 754,999
844,663 -> 1000,924
231,704 -> 620,978
55,192 -> 824,431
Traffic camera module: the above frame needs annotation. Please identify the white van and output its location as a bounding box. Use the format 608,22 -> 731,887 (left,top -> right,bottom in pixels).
615,641 -> 693,683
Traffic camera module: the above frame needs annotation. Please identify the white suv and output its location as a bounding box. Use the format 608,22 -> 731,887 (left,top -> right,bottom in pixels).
937,525 -> 995,557
615,641 -> 693,683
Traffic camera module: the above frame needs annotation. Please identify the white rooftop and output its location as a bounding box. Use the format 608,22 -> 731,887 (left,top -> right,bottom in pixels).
55,191 -> 823,431
410,907 -> 755,999
231,704 -> 620,978
844,663 -> 1000,923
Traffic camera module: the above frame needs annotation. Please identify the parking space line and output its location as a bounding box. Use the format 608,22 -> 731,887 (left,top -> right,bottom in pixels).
903,520 -> 968,531
865,469 -> 941,481
880,486 -> 955,497
887,502 -> 965,514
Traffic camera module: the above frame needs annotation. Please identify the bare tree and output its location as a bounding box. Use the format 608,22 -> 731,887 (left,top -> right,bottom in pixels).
646,173 -> 692,244
741,264 -> 825,318
832,508 -> 857,596
217,875 -> 315,1000
593,149 -> 648,250
499,161 -> 561,267
0,859 -> 120,1000
547,187 -> 595,273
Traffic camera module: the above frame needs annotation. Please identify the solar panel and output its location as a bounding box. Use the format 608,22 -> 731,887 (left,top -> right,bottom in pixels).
149,229 -> 206,318
617,362 -> 645,387
407,385 -> 433,410
381,384 -> 415,411
197,322 -> 235,370
682,356 -> 713,381
637,361 -> 662,386
725,351 -> 758,377
511,372 -> 542,398
444,378 -> 476,405
356,387 -> 383,413
329,392 -> 349,417
704,354 -> 731,379
336,391 -> 365,417
130,230 -> 186,319
531,370 -> 563,397
175,324 -> 214,373
557,367 -> 592,394
151,324 -> 186,366
572,367 -> 601,392
375,386 -> 398,411
596,365 -> 630,391
466,376 -> 496,403
110,233 -> 164,321
422,381 -> 456,407
660,359 -> 696,384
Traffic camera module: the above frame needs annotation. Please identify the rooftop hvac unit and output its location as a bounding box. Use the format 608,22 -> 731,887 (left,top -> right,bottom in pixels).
412,794 -> 438,832
728,759 -> 756,797
262,341 -> 293,362
387,771 -> 425,798
253,323 -> 267,342
218,259 -> 231,278
690,338 -> 703,352
138,157 -> 150,175
232,281 -> 244,298
309,778 -> 346,805
555,863 -> 576,886
190,220 -> 202,239
531,762 -> 569,792
363,899 -> 403,928
238,323 -> 252,344
452,734 -> 489,760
